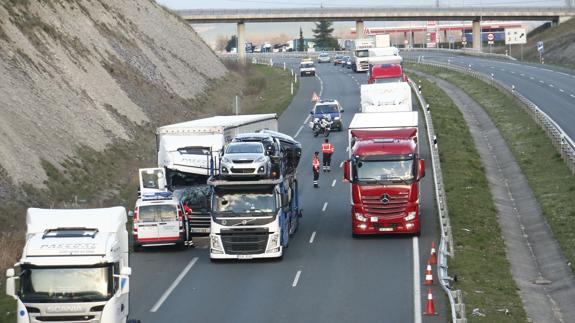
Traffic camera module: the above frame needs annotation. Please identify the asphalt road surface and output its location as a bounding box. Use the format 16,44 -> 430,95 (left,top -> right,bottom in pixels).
129,60 -> 446,323
402,50 -> 575,142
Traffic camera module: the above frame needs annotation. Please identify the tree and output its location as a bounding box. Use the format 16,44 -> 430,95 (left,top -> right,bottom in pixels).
225,35 -> 237,53
298,27 -> 305,52
312,20 -> 339,50
215,35 -> 228,52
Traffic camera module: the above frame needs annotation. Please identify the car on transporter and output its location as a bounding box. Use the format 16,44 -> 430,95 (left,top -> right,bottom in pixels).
220,142 -> 272,178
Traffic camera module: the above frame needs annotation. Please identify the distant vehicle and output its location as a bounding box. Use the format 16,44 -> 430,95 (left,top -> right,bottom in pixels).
345,56 -> 353,69
6,207 -> 141,323
317,53 -> 331,63
311,99 -> 344,131
220,142 -> 271,178
133,189 -> 189,251
333,55 -> 344,65
351,38 -> 375,72
300,60 -> 316,76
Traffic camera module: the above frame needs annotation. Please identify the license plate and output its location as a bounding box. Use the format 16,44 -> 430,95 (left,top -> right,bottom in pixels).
238,255 -> 253,259
379,227 -> 393,232
191,228 -> 210,233
371,217 -> 378,222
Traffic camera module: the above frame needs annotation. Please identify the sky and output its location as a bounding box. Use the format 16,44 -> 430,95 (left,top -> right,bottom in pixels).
156,0 -> 569,47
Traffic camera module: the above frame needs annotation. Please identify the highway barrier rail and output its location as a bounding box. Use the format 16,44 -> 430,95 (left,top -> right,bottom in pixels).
408,79 -> 467,323
405,56 -> 575,175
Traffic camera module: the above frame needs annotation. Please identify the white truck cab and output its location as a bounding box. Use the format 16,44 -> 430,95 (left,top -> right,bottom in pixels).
5,207 -> 140,323
299,59 -> 316,76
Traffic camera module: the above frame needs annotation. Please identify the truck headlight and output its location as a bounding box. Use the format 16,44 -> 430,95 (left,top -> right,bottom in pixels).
210,235 -> 222,251
268,232 -> 280,249
354,212 -> 367,222
404,211 -> 416,222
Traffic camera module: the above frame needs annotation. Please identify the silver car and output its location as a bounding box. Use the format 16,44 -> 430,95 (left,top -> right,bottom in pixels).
220,142 -> 271,178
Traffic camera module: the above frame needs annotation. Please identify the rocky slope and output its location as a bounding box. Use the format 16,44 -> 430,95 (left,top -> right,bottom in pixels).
0,0 -> 227,188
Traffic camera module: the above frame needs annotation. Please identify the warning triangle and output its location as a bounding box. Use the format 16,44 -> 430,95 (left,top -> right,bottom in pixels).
311,92 -> 320,102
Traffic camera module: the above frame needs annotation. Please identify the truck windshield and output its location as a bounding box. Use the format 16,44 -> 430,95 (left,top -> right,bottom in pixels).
138,204 -> 177,222
374,77 -> 403,84
213,191 -> 276,217
19,265 -> 112,303
354,159 -> 415,183
355,49 -> 369,57
315,104 -> 339,114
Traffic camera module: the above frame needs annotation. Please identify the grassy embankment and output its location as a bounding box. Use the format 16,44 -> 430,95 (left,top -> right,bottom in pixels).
406,71 -> 528,322
0,63 -> 297,322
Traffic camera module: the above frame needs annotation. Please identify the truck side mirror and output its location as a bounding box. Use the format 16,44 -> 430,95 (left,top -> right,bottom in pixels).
343,160 -> 351,181
340,109 -> 344,113
6,268 -> 17,299
418,159 -> 426,180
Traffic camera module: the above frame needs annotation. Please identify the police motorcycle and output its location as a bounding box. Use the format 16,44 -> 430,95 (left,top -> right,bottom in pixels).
308,114 -> 333,137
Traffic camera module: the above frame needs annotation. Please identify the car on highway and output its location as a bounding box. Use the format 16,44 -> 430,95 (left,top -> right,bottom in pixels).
333,55 -> 344,65
317,52 -> 331,63
311,99 -> 344,131
133,191 -> 188,251
341,56 -> 352,69
300,59 -> 316,76
220,142 -> 271,178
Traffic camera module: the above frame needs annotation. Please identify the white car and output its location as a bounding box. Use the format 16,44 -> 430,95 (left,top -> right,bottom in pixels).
220,142 -> 271,178
300,60 -> 316,76
317,53 -> 331,63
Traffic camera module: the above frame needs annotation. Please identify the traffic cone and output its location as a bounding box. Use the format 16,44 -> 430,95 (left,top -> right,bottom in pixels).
424,260 -> 434,285
424,288 -> 437,316
429,241 -> 437,265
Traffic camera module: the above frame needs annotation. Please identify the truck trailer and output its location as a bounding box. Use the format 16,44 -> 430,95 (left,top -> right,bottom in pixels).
5,207 -> 139,323
360,83 -> 413,113
343,112 -> 425,236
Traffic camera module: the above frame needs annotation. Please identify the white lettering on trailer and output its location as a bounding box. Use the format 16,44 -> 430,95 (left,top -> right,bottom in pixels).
150,257 -> 198,313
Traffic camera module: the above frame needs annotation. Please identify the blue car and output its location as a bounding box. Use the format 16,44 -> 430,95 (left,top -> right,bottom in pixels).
310,99 -> 344,131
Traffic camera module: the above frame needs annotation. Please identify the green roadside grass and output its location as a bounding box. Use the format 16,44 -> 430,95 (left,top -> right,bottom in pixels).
409,63 -> 575,271
0,63 -> 296,323
407,71 -> 528,322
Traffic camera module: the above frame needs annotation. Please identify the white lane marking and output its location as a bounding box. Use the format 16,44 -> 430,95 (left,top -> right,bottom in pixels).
490,66 -> 495,69
500,68 -> 505,71
571,94 -> 575,98
294,125 -> 304,138
315,74 -> 324,96
539,80 -> 545,84
309,231 -> 316,243
346,146 -> 350,152
340,161 -> 344,168
520,73 -> 525,77
322,202 -> 328,212
549,84 -> 555,88
304,114 -> 311,124
292,270 -> 302,287
557,71 -> 570,76
331,179 -> 336,187
541,68 -> 553,72
559,89 -> 564,92
150,257 -> 198,312
413,237 -> 422,323
530,76 -> 535,80
510,71 -> 515,74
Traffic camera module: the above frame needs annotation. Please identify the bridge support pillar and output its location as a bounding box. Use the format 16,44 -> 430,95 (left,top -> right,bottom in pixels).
472,19 -> 481,51
356,20 -> 365,39
237,21 -> 246,64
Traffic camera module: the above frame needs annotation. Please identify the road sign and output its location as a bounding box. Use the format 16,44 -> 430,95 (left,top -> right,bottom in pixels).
311,92 -> 320,102
461,36 -> 467,42
404,39 -> 409,45
505,28 -> 527,44
537,41 -> 544,53
487,33 -> 494,41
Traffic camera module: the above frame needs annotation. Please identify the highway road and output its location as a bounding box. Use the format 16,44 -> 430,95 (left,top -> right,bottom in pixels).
402,50 -> 575,141
129,61 -> 446,323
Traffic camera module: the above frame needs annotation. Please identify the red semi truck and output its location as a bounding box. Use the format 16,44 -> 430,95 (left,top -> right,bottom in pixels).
343,112 -> 425,236
367,55 -> 407,84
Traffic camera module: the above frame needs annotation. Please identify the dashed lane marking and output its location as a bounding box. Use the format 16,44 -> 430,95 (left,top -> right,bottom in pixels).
549,84 -> 555,88
150,257 -> 198,312
539,80 -> 545,84
530,76 -> 535,80
304,114 -> 311,124
520,73 -> 525,77
309,231 -> 316,244
322,202 -> 328,212
340,161 -> 344,168
294,125 -> 304,138
559,89 -> 565,93
571,94 -> 575,98
346,146 -> 350,152
557,71 -> 570,76
292,270 -> 302,287
331,179 -> 336,187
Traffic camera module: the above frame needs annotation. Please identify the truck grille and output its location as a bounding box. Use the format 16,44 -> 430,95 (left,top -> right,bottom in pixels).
220,228 -> 269,255
360,61 -> 369,69
362,192 -> 408,217
36,316 -> 95,322
231,168 -> 256,173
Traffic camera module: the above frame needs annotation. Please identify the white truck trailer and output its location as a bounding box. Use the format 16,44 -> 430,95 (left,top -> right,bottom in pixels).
5,207 -> 139,323
360,83 -> 413,113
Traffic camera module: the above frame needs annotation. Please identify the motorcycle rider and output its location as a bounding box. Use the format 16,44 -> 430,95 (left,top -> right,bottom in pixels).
320,114 -> 333,135
312,151 -> 320,188
321,138 -> 334,172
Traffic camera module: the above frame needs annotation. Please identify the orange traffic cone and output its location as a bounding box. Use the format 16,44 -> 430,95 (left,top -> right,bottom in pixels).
424,288 -> 437,316
429,241 -> 437,265
424,260 -> 434,285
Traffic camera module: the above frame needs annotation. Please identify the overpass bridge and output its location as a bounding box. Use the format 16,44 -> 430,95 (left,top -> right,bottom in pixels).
177,6 -> 575,61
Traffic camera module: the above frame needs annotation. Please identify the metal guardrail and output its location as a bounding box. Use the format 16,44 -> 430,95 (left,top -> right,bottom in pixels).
408,79 -> 466,323
403,47 -> 517,61
407,57 -> 575,174
220,51 -> 350,60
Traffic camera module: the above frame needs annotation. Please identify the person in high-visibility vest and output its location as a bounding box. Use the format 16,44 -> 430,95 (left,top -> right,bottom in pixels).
312,151 -> 321,188
321,138 -> 335,172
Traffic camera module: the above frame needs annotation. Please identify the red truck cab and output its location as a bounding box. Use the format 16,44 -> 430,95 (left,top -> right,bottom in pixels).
368,64 -> 407,84
344,112 -> 425,236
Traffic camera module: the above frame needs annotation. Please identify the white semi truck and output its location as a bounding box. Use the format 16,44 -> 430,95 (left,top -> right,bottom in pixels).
351,38 -> 374,72
5,207 -> 139,323
156,114 -> 278,234
360,83 -> 413,113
